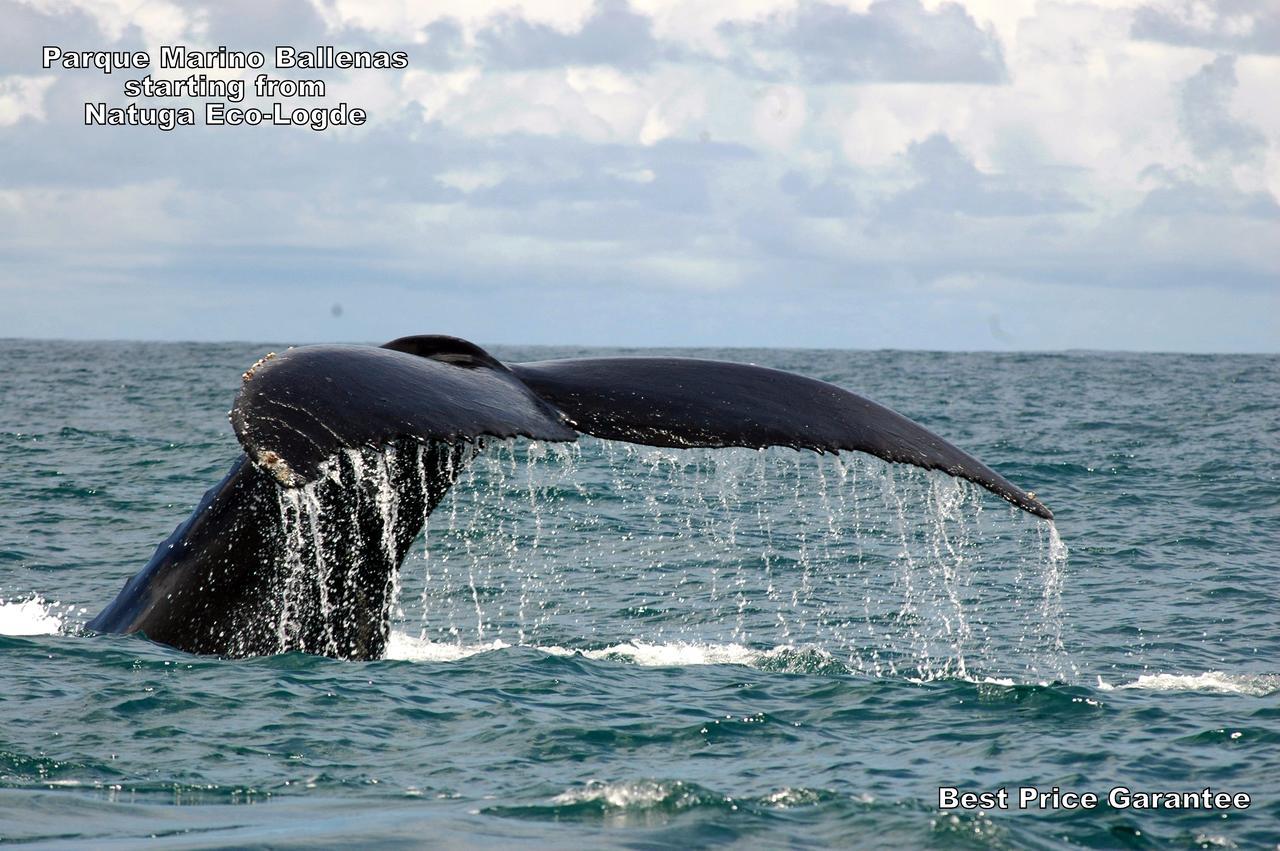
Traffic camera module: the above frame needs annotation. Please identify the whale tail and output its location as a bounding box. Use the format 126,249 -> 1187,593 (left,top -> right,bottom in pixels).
89,335 -> 1052,660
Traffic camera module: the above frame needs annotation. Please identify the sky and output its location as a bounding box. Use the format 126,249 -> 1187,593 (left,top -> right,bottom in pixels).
1,0 -> 1277,351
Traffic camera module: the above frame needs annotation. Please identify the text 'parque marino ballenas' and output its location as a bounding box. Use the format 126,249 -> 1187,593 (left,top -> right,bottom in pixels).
42,46 -> 409,72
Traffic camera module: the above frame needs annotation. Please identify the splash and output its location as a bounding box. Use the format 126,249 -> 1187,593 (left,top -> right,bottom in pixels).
551,780 -> 685,809
0,596 -> 67,635
385,632 -> 512,662
1097,671 -> 1280,696
482,779 -> 846,824
385,632 -> 848,674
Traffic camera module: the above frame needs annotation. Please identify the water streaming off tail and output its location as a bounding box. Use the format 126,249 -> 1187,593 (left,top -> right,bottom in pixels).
391,439 -> 1072,682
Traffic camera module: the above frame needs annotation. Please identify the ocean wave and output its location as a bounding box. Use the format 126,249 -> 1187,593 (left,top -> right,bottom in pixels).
384,632 -> 1082,686
384,632 -> 850,674
480,779 -> 736,823
551,779 -> 713,810
483,779 -> 846,823
1096,671 -> 1280,696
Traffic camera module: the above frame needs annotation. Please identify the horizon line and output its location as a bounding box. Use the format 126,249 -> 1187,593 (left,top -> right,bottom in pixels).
0,335 -> 1276,357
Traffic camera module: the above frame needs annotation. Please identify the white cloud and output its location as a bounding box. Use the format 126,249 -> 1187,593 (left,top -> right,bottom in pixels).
437,166 -> 508,192
26,0 -> 201,45
0,75 -> 55,125
837,99 -> 915,167
752,84 -> 807,149
1131,0 -> 1280,54
309,0 -> 596,41
400,67 -> 482,121
630,0 -> 795,56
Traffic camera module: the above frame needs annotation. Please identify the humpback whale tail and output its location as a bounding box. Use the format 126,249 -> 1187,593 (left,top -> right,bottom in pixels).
89,336 -> 1053,660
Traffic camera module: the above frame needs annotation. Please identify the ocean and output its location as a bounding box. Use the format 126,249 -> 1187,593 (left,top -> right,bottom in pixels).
0,340 -> 1276,848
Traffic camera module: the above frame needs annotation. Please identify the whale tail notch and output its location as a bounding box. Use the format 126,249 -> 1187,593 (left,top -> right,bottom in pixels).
229,336 -> 1050,520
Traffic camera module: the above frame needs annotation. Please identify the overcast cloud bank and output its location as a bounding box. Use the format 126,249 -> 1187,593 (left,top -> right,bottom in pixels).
1,0 -> 1276,351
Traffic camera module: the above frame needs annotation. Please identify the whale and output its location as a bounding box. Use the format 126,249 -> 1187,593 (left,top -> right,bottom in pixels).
88,335 -> 1053,660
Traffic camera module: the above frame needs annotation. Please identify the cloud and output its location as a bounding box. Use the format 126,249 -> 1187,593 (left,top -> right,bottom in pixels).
1,0 -> 104,74
0,75 -> 56,126
412,20 -> 469,71
1178,54 -> 1267,165
33,0 -> 200,46
881,134 -> 1086,219
454,135 -> 745,216
0,0 -> 1276,351
1132,0 -> 1280,55
779,170 -> 859,218
1139,181 -> 1280,218
1137,166 -> 1280,218
478,0 -> 663,70
307,0 -> 595,42
190,0 -> 331,46
724,0 -> 1007,83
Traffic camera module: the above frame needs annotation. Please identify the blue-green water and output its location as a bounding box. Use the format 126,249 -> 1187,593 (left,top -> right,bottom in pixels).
1,341 -> 1277,849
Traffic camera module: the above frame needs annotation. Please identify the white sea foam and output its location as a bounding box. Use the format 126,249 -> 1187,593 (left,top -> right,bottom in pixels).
911,674 -> 1020,687
552,780 -> 677,809
548,780 -> 832,812
586,640 -> 763,667
385,631 -> 843,671
0,596 -> 65,635
384,633 -> 1071,683
385,632 -> 514,662
1096,671 -> 1280,696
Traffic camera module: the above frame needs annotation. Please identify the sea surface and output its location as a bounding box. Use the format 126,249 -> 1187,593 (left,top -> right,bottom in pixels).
0,340 -> 1276,849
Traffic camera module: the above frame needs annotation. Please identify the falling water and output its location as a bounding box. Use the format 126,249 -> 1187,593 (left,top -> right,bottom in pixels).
368,438 -> 1074,682
266,437 -> 1070,678
268,442 -> 458,657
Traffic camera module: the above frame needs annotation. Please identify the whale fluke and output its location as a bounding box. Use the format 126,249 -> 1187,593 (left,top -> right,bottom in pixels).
89,335 -> 1054,660
510,357 -> 1052,520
